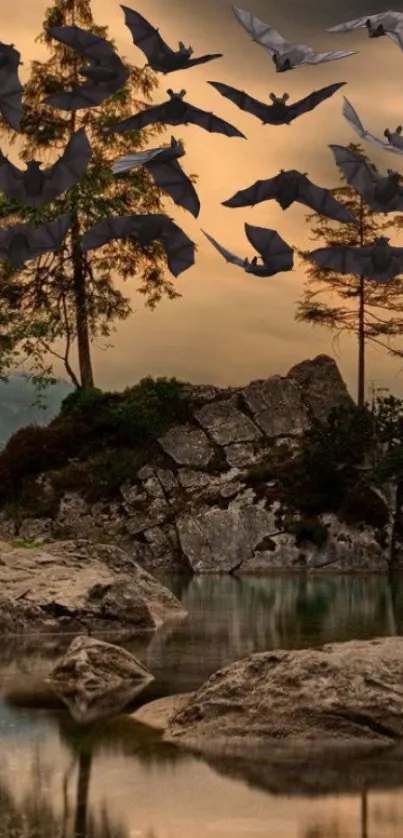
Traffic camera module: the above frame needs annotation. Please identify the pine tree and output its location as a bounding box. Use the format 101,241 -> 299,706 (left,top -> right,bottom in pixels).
0,0 -> 189,391
295,142 -> 403,407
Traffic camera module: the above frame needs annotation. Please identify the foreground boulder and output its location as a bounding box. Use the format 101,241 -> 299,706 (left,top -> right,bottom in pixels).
164,638 -> 403,750
0,539 -> 186,634
47,635 -> 154,723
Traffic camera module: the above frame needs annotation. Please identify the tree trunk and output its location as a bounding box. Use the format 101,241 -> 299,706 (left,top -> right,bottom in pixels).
357,274 -> 365,407
73,751 -> 93,838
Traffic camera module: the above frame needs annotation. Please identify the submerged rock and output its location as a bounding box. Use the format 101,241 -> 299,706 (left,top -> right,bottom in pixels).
0,539 -> 187,634
164,637 -> 403,749
47,635 -> 154,723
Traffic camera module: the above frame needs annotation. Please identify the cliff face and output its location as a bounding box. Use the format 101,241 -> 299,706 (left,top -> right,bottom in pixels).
0,355 -> 397,573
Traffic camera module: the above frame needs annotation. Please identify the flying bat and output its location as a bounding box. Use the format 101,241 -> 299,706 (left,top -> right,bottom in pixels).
42,25 -> 129,111
106,88 -> 245,137
222,169 -> 355,223
202,223 -> 294,276
112,136 -> 200,218
0,128 -> 92,207
306,236 -> 403,282
326,12 -> 403,51
0,41 -> 23,131
0,212 -> 72,270
120,5 -> 222,74
343,97 -> 403,156
231,6 -> 357,71
81,213 -> 195,277
329,144 -> 403,213
207,81 -> 346,125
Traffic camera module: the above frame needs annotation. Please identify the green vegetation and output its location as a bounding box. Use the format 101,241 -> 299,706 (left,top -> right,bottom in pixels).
0,376 -> 191,511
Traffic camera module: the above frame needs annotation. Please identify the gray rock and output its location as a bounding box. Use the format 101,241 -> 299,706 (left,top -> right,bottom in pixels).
224,443 -> 258,468
165,637 -> 403,749
47,635 -> 154,723
158,425 -> 214,467
241,376 -> 310,437
195,400 -> 262,445
288,354 -> 354,421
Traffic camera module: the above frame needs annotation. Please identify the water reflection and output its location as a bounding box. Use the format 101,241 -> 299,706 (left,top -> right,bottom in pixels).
2,574 -> 403,838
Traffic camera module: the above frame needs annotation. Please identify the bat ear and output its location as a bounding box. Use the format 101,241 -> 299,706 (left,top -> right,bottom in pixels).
384,129 -> 390,137
269,93 -> 276,102
397,126 -> 403,134
283,93 -> 289,101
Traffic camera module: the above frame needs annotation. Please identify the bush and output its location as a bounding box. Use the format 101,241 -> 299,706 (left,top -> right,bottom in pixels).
284,514 -> 329,549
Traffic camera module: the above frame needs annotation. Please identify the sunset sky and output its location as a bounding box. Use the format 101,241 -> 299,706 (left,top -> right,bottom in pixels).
2,0 -> 403,399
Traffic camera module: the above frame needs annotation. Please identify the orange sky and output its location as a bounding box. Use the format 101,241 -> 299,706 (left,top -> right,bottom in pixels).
2,0 -> 403,398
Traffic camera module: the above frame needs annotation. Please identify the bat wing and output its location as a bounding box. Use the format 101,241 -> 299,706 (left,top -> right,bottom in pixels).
0,60 -> 23,132
182,103 -> 245,137
39,128 -> 92,204
342,97 -> 403,156
298,176 -> 356,223
326,12 -> 403,32
222,175 -> 280,208
111,146 -> 164,174
208,80 -> 267,121
307,245 -> 371,274
328,144 -> 380,196
185,54 -> 223,68
28,213 -> 72,259
231,7 -> 287,55
298,48 -> 356,66
287,82 -> 346,120
146,158 -> 200,218
0,149 -> 28,204
244,223 -> 294,268
47,25 -> 118,63
107,102 -> 169,134
202,229 -> 245,266
81,216 -> 138,251
120,6 -> 174,60
42,70 -> 129,111
157,216 -> 195,276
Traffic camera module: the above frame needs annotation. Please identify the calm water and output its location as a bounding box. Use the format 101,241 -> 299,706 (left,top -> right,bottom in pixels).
2,574 -> 403,838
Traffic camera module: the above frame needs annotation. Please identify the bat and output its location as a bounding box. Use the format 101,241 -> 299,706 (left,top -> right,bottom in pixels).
326,12 -> 403,51
222,169 -> 356,224
121,5 -> 223,74
207,80 -> 346,125
231,6 -> 357,71
0,41 -> 23,131
329,144 -> 403,213
112,136 -> 200,218
106,88 -> 246,138
306,236 -> 403,282
81,213 -> 195,277
42,25 -> 129,110
0,212 -> 72,269
343,97 -> 403,155
202,223 -> 294,276
0,128 -> 92,207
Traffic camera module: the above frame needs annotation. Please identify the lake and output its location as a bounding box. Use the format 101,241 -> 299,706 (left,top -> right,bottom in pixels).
1,573 -> 403,838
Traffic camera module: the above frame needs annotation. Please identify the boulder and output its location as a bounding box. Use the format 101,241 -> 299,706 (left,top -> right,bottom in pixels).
47,635 -> 154,723
165,637 -> 403,750
0,539 -> 187,634
287,354 -> 354,421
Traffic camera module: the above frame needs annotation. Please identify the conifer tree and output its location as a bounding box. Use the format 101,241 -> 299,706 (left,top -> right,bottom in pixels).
0,0 -> 188,391
296,142 -> 403,406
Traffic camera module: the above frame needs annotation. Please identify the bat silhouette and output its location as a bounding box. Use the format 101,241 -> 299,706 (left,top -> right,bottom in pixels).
326,12 -> 403,51
106,88 -> 246,137
0,41 -> 23,131
42,25 -> 129,111
307,236 -> 403,282
0,212 -> 72,270
112,136 -> 200,218
121,5 -> 222,74
207,80 -> 346,125
222,169 -> 355,223
329,144 -> 403,213
343,97 -> 403,156
0,128 -> 92,207
232,6 -> 357,71
202,223 -> 294,276
81,213 -> 195,277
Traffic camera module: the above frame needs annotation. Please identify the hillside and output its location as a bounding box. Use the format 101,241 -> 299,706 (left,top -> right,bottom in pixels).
0,374 -> 73,449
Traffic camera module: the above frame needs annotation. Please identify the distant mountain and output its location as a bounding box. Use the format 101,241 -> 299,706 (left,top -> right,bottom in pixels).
0,373 -> 73,448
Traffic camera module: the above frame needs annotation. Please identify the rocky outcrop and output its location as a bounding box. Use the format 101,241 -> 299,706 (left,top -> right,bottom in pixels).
0,354 -> 393,574
47,635 -> 154,723
0,539 -> 187,634
164,637 -> 403,750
